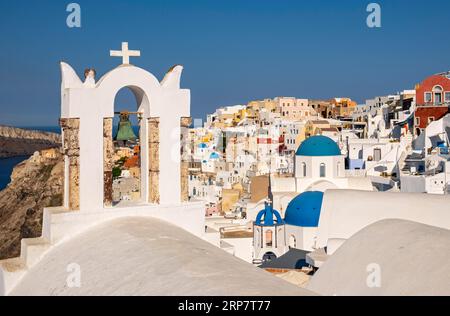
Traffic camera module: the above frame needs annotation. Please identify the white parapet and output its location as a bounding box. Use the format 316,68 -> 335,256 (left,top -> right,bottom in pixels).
0,201 -> 204,296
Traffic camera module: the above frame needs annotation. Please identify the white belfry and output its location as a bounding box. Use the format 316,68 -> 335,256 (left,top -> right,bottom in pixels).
110,42 -> 141,65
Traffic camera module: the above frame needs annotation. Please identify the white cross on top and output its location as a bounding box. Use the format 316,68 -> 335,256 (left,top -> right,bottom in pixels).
110,42 -> 141,65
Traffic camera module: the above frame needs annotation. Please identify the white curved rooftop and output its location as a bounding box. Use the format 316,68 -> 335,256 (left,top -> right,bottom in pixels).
307,219 -> 450,296
11,217 -> 313,296
317,190 -> 450,248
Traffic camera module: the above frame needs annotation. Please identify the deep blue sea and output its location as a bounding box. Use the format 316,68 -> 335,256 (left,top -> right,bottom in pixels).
0,125 -> 139,191
0,156 -> 29,190
0,127 -> 60,190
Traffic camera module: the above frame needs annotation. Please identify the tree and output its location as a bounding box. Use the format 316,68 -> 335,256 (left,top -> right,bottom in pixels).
112,167 -> 122,179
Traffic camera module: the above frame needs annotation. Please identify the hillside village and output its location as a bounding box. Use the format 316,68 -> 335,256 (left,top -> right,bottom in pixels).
181,71 -> 450,268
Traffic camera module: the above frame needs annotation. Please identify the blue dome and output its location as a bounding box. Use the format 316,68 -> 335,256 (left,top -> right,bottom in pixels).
198,143 -> 208,149
296,136 -> 341,156
255,203 -> 284,227
209,152 -> 220,159
284,191 -> 324,227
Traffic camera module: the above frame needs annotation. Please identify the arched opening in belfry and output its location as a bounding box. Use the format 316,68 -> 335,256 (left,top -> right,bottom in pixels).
265,229 -> 273,248
262,252 -> 277,262
104,86 -> 150,207
289,235 -> 297,249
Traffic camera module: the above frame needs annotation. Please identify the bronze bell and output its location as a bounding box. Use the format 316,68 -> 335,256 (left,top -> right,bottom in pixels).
114,112 -> 137,142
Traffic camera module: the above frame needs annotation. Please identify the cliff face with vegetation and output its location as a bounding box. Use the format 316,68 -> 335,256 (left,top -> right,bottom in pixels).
0,125 -> 61,158
0,151 -> 64,260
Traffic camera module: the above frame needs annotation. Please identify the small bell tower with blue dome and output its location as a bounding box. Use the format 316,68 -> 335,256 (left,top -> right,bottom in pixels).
252,176 -> 286,264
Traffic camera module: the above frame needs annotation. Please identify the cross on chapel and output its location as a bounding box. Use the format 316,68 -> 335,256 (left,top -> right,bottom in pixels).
110,42 -> 141,65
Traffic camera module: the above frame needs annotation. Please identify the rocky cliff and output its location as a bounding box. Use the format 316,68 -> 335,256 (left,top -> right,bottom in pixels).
0,125 -> 61,158
0,150 -> 64,260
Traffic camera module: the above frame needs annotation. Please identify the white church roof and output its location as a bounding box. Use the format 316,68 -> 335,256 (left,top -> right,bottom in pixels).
317,190 -> 450,249
307,219 -> 450,296
10,217 -> 313,296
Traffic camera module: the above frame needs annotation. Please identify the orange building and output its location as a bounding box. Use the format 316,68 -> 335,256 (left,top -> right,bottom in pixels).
331,98 -> 357,118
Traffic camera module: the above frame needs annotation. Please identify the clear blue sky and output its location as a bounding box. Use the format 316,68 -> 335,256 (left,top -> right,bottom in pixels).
0,0 -> 449,126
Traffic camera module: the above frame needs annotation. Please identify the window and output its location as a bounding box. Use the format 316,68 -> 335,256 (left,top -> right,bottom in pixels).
289,235 -> 297,249
302,162 -> 307,177
445,92 -> 450,103
435,93 -> 442,105
374,148 -> 382,162
433,86 -> 443,105
320,163 -> 326,178
425,92 -> 432,103
265,230 -> 273,248
415,117 -> 420,126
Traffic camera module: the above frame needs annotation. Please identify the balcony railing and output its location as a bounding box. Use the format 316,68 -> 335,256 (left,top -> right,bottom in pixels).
419,102 -> 450,107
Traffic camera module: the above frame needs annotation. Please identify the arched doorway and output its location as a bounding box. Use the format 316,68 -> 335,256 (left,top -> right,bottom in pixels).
416,128 -> 421,137
262,252 -> 277,262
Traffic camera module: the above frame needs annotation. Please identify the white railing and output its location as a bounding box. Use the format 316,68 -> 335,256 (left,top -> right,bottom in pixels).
344,169 -> 367,177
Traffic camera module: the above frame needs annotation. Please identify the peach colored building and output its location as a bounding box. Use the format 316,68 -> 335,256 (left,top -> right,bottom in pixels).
275,97 -> 315,121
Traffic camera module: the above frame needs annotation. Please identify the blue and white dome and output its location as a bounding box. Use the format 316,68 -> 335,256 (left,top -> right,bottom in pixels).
296,135 -> 341,156
284,191 -> 324,227
209,152 -> 220,159
255,203 -> 284,227
198,143 -> 208,149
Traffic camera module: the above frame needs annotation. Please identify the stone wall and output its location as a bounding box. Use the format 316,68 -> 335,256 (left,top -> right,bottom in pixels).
103,118 -> 114,207
60,118 -> 80,210
148,118 -> 160,204
180,117 -> 192,202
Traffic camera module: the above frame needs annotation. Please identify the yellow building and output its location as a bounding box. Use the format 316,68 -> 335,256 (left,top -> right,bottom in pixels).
129,166 -> 140,178
220,182 -> 245,213
247,99 -> 277,112
304,120 -> 331,137
232,108 -> 248,125
201,133 -> 213,143
221,188 -> 241,213
40,148 -> 59,159
331,98 -> 357,118
294,124 -> 308,147
249,175 -> 269,203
